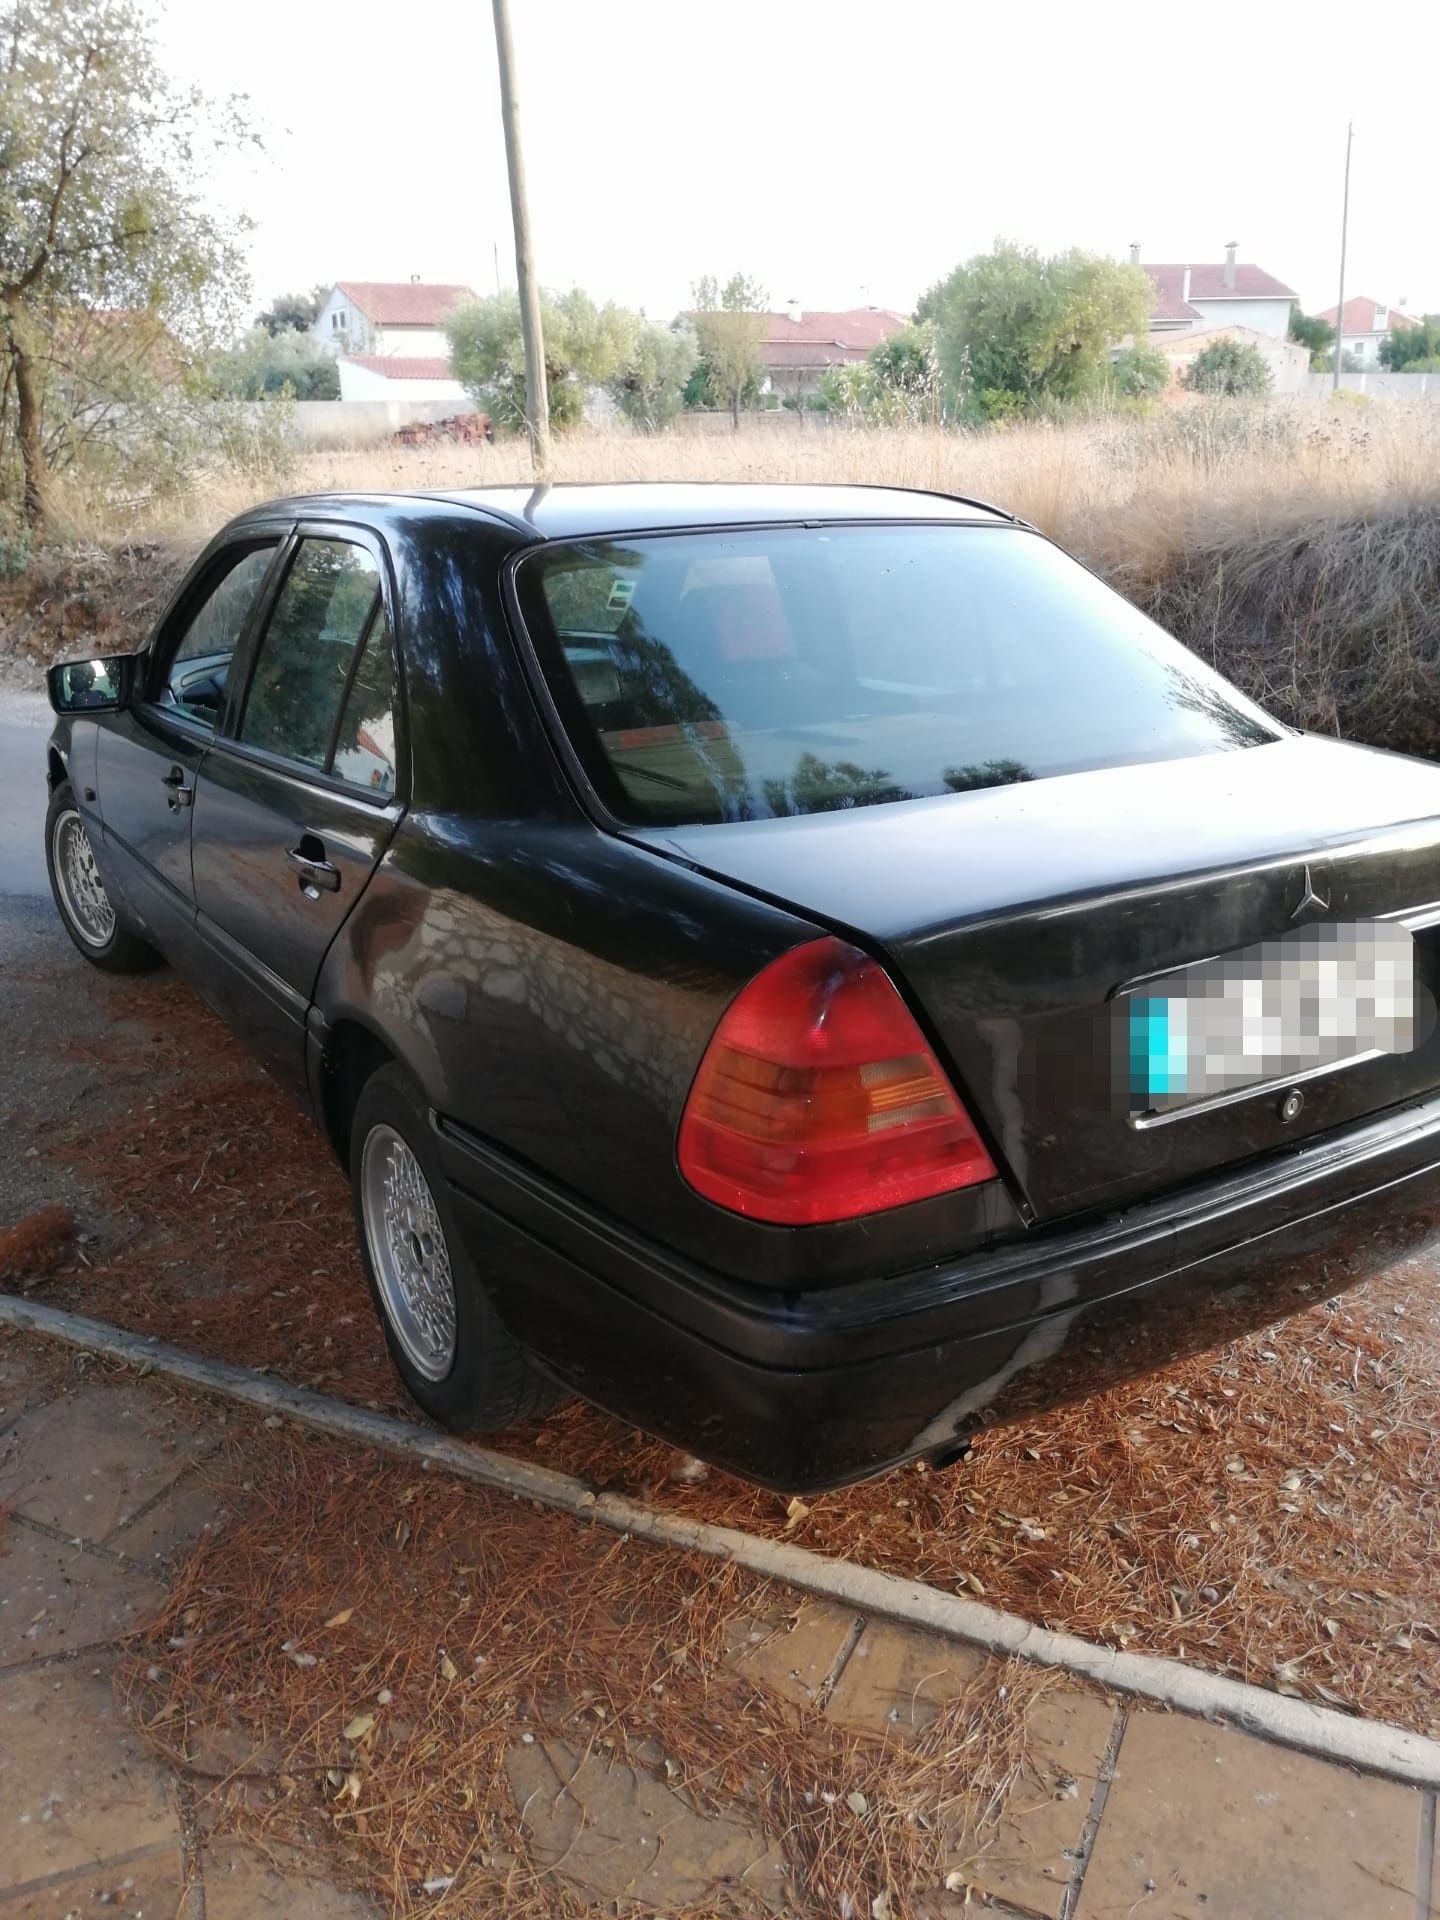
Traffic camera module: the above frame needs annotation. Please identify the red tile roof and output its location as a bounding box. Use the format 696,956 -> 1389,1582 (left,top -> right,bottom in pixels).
342,355 -> 458,382
1144,262 -> 1297,321
334,282 -> 476,327
1316,295 -> 1419,335
752,307 -> 908,370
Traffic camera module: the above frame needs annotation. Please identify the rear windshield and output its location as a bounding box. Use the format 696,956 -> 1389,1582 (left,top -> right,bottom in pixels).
514,524 -> 1277,827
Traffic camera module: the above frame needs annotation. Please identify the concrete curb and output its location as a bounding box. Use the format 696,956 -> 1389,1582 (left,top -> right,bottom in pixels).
5,1291 -> 1440,1790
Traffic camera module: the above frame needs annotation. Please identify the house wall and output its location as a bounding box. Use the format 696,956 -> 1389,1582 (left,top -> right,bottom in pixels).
337,358 -> 469,403
1341,331 -> 1389,365
313,287 -> 370,356
1187,296 -> 1293,340
372,323 -> 453,358
1158,326 -> 1309,394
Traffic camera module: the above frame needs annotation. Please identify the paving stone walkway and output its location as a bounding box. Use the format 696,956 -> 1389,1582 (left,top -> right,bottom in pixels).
1,1342 -> 1436,1919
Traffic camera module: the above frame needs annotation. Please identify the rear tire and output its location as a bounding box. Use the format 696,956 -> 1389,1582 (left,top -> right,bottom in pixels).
350,1063 -> 563,1431
45,781 -> 162,973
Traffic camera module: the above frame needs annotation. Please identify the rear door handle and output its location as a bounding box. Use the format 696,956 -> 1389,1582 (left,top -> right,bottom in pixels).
161,765 -> 193,809
285,845 -> 342,895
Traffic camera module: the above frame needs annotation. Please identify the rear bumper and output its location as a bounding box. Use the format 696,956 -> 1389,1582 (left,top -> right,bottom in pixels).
437,1093 -> 1440,1491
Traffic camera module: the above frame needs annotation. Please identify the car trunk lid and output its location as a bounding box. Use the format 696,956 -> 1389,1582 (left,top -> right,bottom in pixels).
636,736 -> 1440,1220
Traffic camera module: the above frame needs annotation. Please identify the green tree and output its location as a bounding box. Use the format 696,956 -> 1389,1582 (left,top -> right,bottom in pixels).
818,321 -> 943,423
1288,307 -> 1334,369
1183,338 -> 1272,396
205,326 -> 339,401
918,242 -> 1153,417
256,287 -> 327,336
608,321 -> 697,432
1379,315 -> 1440,371
0,0 -> 250,531
691,273 -> 769,428
1110,342 -> 1171,398
447,287 -> 638,433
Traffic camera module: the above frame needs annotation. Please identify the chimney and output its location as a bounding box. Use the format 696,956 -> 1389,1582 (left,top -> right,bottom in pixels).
786,298 -> 801,325
1129,242 -> 1140,266
1223,242 -> 1237,290
410,273 -> 420,284
1182,266 -> 1191,304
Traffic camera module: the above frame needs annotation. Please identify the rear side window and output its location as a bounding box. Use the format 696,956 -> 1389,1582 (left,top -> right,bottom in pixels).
158,543 -> 277,727
515,525 -> 1277,826
240,539 -> 382,772
331,607 -> 399,794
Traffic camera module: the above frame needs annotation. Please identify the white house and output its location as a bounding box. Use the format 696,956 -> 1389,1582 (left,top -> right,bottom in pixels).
313,280 -> 476,360
1316,295 -> 1420,368
336,355 -> 471,404
1134,244 -> 1296,341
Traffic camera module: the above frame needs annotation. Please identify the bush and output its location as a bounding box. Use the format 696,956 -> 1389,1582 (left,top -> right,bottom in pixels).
1111,344 -> 1171,399
1183,339 -> 1272,396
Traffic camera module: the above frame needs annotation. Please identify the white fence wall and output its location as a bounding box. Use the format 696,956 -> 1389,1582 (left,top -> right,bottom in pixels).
1299,371 -> 1440,399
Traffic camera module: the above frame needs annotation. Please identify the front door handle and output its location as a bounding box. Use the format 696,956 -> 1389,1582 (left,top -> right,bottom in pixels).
161,765 -> 193,810
285,845 -> 342,895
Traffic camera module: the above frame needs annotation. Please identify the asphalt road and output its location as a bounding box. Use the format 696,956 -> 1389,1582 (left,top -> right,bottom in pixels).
0,690 -> 51,899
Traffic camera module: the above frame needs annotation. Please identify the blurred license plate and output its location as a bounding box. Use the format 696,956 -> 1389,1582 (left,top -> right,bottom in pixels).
1124,921 -> 1416,1121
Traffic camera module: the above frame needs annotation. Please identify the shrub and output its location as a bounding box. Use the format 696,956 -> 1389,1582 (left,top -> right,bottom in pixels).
1111,344 -> 1171,399
1184,340 -> 1272,396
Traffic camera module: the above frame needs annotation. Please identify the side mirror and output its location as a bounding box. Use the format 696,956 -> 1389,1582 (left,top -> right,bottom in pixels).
47,653 -> 140,715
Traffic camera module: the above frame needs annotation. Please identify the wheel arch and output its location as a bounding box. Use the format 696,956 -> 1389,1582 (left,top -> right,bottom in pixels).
318,1018 -> 398,1167
47,747 -> 68,794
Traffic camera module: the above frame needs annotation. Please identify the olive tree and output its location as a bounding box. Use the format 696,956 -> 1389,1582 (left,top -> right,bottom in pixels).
448,288 -> 638,433
690,273 -> 769,427
0,0 -> 251,531
918,242 -> 1154,417
608,321 -> 697,432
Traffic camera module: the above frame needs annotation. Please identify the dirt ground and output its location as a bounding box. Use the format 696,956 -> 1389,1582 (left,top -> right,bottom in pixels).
3,898 -> 1440,1740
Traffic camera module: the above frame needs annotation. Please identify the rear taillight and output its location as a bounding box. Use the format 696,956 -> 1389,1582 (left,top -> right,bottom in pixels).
678,937 -> 997,1225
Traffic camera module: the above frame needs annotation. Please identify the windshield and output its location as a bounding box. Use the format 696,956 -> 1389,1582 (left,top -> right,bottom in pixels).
514,523 -> 1278,827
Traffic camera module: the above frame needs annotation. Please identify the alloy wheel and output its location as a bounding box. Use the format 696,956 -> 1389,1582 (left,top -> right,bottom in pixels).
53,809 -> 116,949
359,1122 -> 458,1380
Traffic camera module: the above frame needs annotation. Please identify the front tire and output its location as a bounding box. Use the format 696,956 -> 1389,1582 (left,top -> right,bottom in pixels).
45,781 -> 161,973
350,1063 -> 561,1431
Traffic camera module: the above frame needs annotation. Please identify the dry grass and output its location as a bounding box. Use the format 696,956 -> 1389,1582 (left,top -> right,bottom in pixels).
17,960 -> 1440,1738
124,1420 -> 1063,1919
50,403 -> 1435,563
11,403 -> 1439,750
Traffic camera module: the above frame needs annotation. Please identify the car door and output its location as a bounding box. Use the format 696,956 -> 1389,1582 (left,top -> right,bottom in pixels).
190,524 -> 406,1096
94,538 -> 285,959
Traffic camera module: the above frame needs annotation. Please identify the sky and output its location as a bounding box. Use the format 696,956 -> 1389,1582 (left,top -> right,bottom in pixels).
156,0 -> 1438,329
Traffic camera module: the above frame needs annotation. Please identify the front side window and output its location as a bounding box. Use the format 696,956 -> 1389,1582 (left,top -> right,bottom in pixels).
158,544 -> 278,728
515,524 -> 1278,827
240,539 -> 381,771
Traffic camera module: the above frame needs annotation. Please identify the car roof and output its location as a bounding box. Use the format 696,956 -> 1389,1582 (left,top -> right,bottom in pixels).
226,481 -> 1016,544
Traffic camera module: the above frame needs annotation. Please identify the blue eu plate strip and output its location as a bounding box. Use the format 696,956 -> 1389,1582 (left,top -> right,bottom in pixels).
1130,996 -> 1188,1098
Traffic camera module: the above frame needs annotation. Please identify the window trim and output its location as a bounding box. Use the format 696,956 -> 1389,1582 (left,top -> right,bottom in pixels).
139,533 -> 289,739
211,518 -> 409,807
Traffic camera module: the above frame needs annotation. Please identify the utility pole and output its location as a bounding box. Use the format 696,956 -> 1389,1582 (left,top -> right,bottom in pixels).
492,0 -> 550,473
1333,120 -> 1353,394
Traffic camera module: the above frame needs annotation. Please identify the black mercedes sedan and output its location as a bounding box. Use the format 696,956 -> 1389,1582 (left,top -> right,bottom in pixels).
41,483 -> 1440,1489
